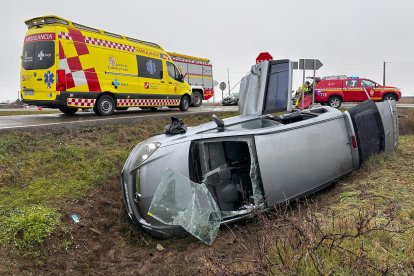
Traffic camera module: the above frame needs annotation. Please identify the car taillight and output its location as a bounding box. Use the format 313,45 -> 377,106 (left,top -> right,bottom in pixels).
351,135 -> 358,149
56,69 -> 66,91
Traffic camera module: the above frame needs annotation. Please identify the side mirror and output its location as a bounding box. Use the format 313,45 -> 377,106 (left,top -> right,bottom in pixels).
179,73 -> 184,82
159,71 -> 163,79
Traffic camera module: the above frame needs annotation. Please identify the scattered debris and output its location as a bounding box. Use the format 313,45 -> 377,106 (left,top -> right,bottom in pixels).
71,213 -> 80,223
156,244 -> 164,252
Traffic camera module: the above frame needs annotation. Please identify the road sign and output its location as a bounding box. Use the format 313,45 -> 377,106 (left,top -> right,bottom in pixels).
299,59 -> 323,70
219,82 -> 226,91
213,80 -> 219,87
256,52 -> 273,64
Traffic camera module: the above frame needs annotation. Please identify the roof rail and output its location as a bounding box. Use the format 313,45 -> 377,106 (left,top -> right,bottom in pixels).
24,15 -> 162,50
322,75 -> 348,80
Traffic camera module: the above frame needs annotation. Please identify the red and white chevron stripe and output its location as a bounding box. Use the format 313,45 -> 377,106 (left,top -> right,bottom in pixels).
67,98 -> 96,107
117,99 -> 180,107
58,32 -> 135,53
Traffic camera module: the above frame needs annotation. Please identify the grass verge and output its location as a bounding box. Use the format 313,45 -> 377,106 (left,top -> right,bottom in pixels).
0,110 -> 61,116
0,113 -> 235,253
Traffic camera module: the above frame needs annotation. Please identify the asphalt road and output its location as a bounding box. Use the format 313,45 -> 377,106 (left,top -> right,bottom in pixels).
0,105 -> 238,132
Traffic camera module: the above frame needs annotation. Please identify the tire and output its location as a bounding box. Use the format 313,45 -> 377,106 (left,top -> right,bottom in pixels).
328,96 -> 342,108
95,95 -> 115,116
179,95 -> 190,111
190,91 -> 202,107
382,93 -> 397,101
58,106 -> 78,115
115,107 -> 129,111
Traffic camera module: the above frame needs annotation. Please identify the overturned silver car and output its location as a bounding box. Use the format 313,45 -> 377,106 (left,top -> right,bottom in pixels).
121,60 -> 399,244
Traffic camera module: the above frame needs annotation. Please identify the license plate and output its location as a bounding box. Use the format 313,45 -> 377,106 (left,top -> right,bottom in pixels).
24,91 -> 34,96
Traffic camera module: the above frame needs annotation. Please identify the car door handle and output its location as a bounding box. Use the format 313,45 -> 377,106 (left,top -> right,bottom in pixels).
168,82 -> 172,84
37,78 -> 43,81
160,81 -> 165,83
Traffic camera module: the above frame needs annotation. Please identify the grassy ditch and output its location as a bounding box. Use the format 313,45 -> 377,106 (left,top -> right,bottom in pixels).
0,108 -> 413,274
0,113 -> 235,254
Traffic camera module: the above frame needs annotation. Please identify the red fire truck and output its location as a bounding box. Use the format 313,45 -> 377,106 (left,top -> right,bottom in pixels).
167,52 -> 214,107
314,76 -> 401,108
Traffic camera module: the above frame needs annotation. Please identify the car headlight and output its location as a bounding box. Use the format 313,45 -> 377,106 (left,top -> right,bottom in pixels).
131,142 -> 161,170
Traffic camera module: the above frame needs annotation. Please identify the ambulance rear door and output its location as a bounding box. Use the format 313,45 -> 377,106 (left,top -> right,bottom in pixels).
21,30 -> 58,101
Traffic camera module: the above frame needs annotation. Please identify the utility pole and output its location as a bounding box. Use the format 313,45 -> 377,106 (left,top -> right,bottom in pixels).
227,68 -> 231,96
383,61 -> 386,86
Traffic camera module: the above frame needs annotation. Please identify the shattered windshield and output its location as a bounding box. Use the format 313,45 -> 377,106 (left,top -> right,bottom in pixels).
148,168 -> 221,245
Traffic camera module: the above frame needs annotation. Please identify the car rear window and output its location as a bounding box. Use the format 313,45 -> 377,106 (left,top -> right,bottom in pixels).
22,41 -> 55,70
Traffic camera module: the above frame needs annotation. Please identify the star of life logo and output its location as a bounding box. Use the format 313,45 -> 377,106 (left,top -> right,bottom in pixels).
146,60 -> 157,75
44,71 -> 54,89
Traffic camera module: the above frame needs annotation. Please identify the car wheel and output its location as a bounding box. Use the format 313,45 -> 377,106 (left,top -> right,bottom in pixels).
179,95 -> 190,111
95,95 -> 115,116
58,106 -> 78,115
191,91 -> 202,107
328,96 -> 342,108
382,93 -> 397,101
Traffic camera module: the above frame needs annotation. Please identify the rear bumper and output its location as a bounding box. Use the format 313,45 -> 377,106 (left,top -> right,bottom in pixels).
22,91 -> 85,108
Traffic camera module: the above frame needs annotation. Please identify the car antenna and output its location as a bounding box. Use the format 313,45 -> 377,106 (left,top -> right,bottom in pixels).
212,114 -> 225,131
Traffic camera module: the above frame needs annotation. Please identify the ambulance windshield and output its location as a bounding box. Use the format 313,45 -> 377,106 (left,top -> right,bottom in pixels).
22,41 -> 55,70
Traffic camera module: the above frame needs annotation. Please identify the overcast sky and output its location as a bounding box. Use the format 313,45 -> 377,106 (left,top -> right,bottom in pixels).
1,0 -> 414,102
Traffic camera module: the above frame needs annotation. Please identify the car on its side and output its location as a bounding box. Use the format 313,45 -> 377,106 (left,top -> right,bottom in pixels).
315,76 -> 401,108
121,99 -> 398,244
222,93 -> 239,106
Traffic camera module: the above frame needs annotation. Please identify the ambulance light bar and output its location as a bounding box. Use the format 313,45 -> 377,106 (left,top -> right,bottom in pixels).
25,17 -> 69,28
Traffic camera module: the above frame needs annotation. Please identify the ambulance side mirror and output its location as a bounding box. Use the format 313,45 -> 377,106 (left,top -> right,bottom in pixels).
178,73 -> 184,82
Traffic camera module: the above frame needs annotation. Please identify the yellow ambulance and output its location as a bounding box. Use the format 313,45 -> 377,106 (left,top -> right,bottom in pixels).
20,15 -> 192,115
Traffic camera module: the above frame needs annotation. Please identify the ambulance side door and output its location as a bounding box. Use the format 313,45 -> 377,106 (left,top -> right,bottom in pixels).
166,61 -> 181,95
136,55 -> 166,96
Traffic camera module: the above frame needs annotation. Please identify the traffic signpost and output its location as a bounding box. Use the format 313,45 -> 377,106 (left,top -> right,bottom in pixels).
219,82 -> 226,100
296,59 -> 323,109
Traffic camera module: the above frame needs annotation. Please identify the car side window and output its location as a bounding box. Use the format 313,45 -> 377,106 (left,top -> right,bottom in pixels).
137,55 -> 163,79
167,62 -> 176,80
361,80 -> 375,87
346,80 -> 358,87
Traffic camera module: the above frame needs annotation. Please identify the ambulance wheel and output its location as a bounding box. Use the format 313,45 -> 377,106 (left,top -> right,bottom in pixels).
58,106 -> 78,115
190,91 -> 202,107
95,95 -> 115,116
179,95 -> 190,111
328,96 -> 342,108
382,93 -> 397,101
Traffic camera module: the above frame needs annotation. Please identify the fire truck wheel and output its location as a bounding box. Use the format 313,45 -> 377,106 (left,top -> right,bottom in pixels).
191,91 -> 202,107
58,106 -> 78,115
179,95 -> 190,111
328,96 -> 342,108
95,95 -> 115,116
382,93 -> 397,101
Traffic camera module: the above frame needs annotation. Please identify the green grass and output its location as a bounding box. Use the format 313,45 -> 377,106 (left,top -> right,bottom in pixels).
263,135 -> 414,275
0,110 -> 60,116
0,113 -> 236,251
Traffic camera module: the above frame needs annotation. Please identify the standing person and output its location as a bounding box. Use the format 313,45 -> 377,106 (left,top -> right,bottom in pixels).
295,81 -> 310,107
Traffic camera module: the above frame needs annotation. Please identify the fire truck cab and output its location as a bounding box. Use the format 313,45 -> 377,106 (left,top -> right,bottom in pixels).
315,76 -> 401,108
